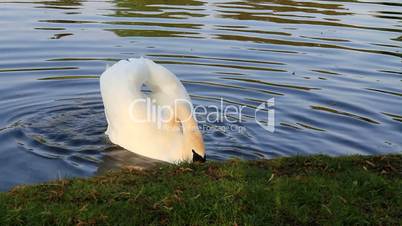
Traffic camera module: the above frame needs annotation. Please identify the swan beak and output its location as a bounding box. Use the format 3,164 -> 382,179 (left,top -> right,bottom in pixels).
192,150 -> 206,163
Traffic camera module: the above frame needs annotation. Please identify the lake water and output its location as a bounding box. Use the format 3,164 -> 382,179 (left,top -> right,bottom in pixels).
0,0 -> 401,191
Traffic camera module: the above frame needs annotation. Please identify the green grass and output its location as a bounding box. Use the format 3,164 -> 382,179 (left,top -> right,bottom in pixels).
1,155 -> 401,225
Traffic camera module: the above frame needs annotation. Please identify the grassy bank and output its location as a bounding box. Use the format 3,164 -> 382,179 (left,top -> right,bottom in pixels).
1,155 -> 401,225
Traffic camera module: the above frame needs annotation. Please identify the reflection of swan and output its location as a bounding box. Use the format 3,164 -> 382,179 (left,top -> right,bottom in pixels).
100,58 -> 205,163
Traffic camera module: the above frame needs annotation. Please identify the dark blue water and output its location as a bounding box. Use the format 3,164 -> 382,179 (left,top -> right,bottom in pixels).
0,0 -> 401,191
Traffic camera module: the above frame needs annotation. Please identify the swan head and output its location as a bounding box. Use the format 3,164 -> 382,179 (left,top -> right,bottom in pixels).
187,124 -> 206,163
186,126 -> 206,163
172,103 -> 206,163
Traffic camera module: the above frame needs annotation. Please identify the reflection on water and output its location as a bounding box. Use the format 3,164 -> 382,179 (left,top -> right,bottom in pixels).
0,0 -> 401,190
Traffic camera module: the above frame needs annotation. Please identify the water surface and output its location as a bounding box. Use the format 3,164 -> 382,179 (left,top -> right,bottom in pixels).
0,0 -> 401,191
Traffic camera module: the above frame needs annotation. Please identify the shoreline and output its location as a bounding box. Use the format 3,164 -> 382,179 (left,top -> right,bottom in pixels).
1,154 -> 401,225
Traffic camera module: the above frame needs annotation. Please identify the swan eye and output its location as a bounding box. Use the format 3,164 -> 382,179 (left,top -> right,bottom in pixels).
192,150 -> 206,163
141,84 -> 151,95
178,120 -> 184,133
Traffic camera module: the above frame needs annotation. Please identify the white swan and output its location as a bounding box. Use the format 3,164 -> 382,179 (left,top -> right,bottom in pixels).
100,57 -> 206,163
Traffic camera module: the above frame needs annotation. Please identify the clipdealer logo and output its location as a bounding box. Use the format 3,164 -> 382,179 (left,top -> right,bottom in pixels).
128,97 -> 275,133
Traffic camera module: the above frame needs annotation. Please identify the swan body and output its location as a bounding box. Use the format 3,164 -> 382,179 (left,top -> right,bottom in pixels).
100,58 -> 205,163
